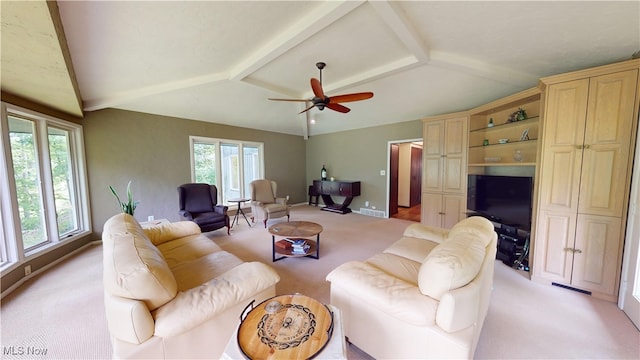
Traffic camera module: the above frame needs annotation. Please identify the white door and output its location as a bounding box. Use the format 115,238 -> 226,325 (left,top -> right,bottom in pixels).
620,123 -> 640,330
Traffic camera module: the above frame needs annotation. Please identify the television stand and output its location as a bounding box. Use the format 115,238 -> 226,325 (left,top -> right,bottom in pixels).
495,226 -> 530,271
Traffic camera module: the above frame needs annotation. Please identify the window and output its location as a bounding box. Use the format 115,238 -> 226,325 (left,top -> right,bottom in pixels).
1,103 -> 90,271
191,137 -> 263,203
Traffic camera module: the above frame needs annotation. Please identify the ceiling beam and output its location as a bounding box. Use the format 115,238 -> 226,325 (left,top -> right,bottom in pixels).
429,50 -> 539,88
309,56 -> 421,97
83,0 -> 366,111
83,72 -> 227,111
228,0 -> 366,82
369,0 -> 429,63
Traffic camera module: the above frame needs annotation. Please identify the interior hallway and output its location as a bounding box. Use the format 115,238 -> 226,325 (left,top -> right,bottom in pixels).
391,204 -> 421,222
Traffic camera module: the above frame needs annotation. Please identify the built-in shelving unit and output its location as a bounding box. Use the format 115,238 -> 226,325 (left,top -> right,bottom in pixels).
468,88 -> 541,171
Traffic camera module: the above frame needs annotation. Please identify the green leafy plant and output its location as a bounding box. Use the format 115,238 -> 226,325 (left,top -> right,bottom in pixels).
109,181 -> 139,215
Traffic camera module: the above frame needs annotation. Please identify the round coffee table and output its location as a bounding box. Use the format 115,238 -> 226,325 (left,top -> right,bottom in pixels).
268,221 -> 322,262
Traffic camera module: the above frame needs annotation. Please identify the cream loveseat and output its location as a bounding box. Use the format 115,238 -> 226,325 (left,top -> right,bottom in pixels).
326,216 -> 497,359
102,214 -> 280,359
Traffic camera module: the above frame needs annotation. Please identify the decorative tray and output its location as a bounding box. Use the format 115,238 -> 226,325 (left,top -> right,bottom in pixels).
237,294 -> 333,359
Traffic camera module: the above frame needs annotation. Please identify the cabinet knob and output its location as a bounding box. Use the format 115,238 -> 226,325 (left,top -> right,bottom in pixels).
575,145 -> 583,150
574,249 -> 582,254
583,144 -> 591,149
438,212 -> 445,215
564,247 -> 573,252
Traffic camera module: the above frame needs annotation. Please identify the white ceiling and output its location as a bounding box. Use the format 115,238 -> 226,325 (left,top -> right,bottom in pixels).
3,1 -> 639,137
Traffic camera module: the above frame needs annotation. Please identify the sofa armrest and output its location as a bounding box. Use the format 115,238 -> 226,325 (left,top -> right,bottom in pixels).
436,281 -> 481,333
153,262 -> 280,337
403,223 -> 449,244
104,292 -> 155,344
178,210 -> 193,220
214,205 -> 228,215
326,261 -> 438,326
143,221 -> 201,246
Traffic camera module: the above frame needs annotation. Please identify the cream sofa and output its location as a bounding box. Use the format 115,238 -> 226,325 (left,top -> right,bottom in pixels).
326,216 -> 497,359
102,213 -> 280,359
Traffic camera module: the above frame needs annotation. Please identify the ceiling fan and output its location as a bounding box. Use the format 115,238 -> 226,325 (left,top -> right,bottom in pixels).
268,62 -> 374,114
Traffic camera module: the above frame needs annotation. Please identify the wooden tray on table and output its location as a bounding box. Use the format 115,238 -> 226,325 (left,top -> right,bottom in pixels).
237,294 -> 333,359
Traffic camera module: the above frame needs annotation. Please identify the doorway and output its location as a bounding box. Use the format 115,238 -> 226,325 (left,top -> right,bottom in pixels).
388,139 -> 423,222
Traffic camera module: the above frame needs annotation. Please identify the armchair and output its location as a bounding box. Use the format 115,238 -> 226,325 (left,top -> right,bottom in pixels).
249,179 -> 289,228
177,183 -> 230,234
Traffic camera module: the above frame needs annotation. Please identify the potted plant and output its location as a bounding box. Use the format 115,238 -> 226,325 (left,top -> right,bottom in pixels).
109,181 -> 139,215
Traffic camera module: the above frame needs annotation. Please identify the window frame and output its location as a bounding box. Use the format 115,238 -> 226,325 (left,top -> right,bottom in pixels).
189,136 -> 264,204
0,102 -> 91,274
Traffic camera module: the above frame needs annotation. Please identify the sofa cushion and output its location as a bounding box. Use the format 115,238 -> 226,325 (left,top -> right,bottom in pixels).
384,236 -> 439,263
326,261 -> 439,326
103,214 -> 177,311
171,251 -> 244,292
143,220 -> 201,246
402,223 -> 449,244
418,232 -> 487,300
366,253 -> 421,286
156,234 -> 223,268
447,216 -> 495,244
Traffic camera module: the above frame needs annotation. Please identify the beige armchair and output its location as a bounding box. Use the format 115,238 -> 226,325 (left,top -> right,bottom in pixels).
249,179 -> 289,228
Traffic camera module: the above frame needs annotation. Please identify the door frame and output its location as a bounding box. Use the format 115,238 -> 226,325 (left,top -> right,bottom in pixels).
386,138 -> 423,219
619,119 -> 640,330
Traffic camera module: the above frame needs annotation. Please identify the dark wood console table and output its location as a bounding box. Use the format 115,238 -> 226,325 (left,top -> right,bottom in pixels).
313,180 -> 361,214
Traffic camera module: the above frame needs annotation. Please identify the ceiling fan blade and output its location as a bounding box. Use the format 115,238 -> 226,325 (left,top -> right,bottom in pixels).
298,103 -> 316,114
328,92 -> 374,103
326,103 -> 351,113
268,98 -> 308,102
310,78 -> 325,98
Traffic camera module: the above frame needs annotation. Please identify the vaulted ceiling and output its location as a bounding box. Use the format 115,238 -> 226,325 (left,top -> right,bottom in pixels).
2,1 -> 639,137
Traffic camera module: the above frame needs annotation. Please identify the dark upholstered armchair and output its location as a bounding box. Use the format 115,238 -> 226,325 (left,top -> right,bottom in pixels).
177,183 -> 230,234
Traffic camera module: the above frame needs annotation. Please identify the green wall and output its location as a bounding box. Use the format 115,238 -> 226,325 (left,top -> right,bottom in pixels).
83,108 -> 307,234
306,120 -> 423,214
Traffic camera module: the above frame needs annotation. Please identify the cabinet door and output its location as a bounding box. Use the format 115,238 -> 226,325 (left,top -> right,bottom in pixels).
442,194 -> 466,229
579,69 -> 638,217
338,182 -> 353,196
538,79 -> 589,212
443,117 -> 468,194
423,120 -> 444,193
532,210 -> 576,284
422,192 -> 443,227
572,214 -> 622,295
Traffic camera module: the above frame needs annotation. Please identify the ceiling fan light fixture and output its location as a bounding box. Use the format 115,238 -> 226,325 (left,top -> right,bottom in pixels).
268,62 -> 373,115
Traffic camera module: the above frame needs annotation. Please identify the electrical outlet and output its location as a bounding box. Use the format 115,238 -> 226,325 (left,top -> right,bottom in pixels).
147,215 -> 154,222
24,265 -> 31,276
365,201 -> 370,207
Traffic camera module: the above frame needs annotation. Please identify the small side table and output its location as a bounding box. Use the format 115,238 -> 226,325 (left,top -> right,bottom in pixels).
228,198 -> 251,228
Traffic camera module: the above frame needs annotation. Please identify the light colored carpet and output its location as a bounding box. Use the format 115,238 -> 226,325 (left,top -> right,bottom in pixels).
1,205 -> 638,359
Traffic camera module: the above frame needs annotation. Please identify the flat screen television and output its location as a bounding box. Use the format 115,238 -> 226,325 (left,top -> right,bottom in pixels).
467,175 -> 534,231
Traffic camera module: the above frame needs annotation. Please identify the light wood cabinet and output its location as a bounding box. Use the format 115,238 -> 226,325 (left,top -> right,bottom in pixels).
533,62 -> 639,301
421,115 -> 468,228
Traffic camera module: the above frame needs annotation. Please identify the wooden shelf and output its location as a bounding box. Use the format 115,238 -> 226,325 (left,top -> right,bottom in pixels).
470,116 -> 539,133
469,162 -> 536,167
469,138 -> 538,149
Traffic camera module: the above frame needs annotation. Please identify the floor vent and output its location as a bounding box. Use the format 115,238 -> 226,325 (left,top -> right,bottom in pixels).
552,282 -> 592,295
360,208 -> 385,218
